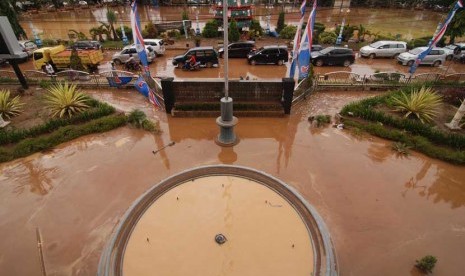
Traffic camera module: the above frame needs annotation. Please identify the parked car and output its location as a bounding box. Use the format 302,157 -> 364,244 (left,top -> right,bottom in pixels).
397,47 -> 446,66
247,45 -> 289,65
311,44 -> 324,52
311,47 -> 355,67
172,47 -> 219,68
78,0 -> 87,6
443,43 -> 465,61
18,40 -> 38,57
139,39 -> 165,55
452,43 -> 465,63
72,40 -> 102,51
218,41 -> 255,58
360,40 -> 407,58
112,45 -> 156,65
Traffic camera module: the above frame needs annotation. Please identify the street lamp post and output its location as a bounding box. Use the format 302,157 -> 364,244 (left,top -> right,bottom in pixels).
336,8 -> 350,46
195,8 -> 201,35
115,10 -> 128,45
216,0 -> 238,146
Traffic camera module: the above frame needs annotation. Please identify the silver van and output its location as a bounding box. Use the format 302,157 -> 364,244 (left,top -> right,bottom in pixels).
360,41 -> 407,58
112,45 -> 156,65
397,47 -> 447,67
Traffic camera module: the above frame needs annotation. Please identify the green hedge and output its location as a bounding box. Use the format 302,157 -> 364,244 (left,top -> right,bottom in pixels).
0,114 -> 127,163
0,100 -> 115,145
344,120 -> 465,165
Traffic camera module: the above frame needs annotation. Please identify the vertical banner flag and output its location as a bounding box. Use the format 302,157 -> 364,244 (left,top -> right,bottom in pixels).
289,0 -> 307,79
296,0 -> 317,80
131,0 -> 150,77
409,0 -> 463,74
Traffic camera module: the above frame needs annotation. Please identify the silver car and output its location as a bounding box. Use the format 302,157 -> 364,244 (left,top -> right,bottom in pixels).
360,41 -> 407,58
112,45 -> 156,65
397,47 -> 446,67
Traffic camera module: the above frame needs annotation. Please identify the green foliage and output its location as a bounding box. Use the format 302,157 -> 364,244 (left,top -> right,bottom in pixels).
0,114 -> 127,163
127,109 -> 159,132
335,24 -> 356,42
142,22 -> 158,39
182,9 -> 189,20
313,22 -> 326,43
166,29 -> 182,39
249,19 -> 263,37
391,142 -> 411,156
315,115 -> 331,127
69,48 -> 85,71
415,255 -> 437,273
319,31 -> 337,44
340,86 -> 465,157
106,9 -> 119,40
0,100 -> 115,146
408,36 -> 446,49
279,25 -> 297,39
446,9 -> 465,44
44,82 -> 90,118
228,19 -> 240,42
68,29 -> 88,40
276,11 -> 285,34
202,20 -> 219,38
115,25 -> 133,41
0,0 -> 26,38
390,86 -> 443,123
0,89 -> 24,119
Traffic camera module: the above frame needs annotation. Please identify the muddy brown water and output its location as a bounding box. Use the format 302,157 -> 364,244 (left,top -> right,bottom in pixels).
21,6 -> 446,40
123,175 -> 314,276
0,90 -> 465,275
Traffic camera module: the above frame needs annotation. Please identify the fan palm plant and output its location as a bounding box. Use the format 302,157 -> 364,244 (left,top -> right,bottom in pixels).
43,82 -> 90,118
106,9 -> 119,41
390,86 -> 442,123
0,89 -> 24,119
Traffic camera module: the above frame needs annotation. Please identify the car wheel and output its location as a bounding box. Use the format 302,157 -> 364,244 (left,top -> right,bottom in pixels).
343,60 -> 351,67
315,59 -> 324,67
277,60 -> 284,66
206,62 -> 213,68
446,55 -> 453,61
407,60 -> 414,66
177,62 -> 184,69
369,53 -> 376,59
250,60 -> 257,66
113,59 -> 122,65
433,60 -> 441,67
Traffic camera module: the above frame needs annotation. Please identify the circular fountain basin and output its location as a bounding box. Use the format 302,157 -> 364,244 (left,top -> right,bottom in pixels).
98,166 -> 337,276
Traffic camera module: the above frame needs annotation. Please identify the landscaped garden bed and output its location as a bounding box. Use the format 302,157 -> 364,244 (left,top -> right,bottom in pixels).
340,85 -> 465,164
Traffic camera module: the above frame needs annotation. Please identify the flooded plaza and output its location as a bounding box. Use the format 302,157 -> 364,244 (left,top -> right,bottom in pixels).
0,89 -> 464,275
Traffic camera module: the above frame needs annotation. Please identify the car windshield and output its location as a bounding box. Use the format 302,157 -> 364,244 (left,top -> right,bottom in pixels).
445,45 -> 456,50
369,41 -> 384,48
409,48 -> 425,55
319,47 -> 333,54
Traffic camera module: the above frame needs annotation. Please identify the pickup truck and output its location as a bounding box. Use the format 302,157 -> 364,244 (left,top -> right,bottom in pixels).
32,45 -> 103,71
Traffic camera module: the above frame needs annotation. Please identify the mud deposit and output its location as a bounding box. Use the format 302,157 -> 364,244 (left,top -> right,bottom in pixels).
0,90 -> 464,275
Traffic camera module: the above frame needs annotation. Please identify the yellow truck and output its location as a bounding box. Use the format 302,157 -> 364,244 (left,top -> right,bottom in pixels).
32,45 -> 104,71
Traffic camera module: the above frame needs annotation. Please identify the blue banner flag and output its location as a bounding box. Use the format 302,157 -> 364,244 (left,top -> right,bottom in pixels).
296,0 -> 317,80
289,0 -> 307,79
106,76 -> 133,87
409,0 -> 463,75
131,0 -> 151,77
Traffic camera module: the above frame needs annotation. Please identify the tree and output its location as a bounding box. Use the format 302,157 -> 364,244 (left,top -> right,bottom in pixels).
228,19 -> 240,42
69,48 -> 85,71
202,20 -> 218,38
0,0 -> 26,38
276,11 -> 285,34
182,9 -> 189,21
279,25 -> 297,39
249,19 -> 263,37
446,9 -> 465,44
106,9 -> 119,40
142,22 -> 158,38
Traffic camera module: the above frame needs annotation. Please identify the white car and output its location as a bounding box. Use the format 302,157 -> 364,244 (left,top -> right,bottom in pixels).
18,40 -> 38,57
397,47 -> 447,67
141,39 -> 165,56
112,45 -> 156,65
360,40 -> 407,59
78,1 -> 88,6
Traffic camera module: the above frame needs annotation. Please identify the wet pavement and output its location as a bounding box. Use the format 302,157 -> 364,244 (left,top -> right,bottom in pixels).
1,90 -> 464,275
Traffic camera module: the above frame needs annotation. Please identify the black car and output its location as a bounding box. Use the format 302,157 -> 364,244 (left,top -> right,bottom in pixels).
172,47 -> 219,68
312,44 -> 324,52
72,40 -> 103,51
247,45 -> 289,65
218,41 -> 255,58
310,47 -> 355,67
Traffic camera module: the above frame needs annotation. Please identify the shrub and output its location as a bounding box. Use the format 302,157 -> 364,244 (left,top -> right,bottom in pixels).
202,20 -> 219,38
438,87 -> 465,106
276,11 -> 285,34
228,19 -> 240,42
115,25 -> 133,41
0,89 -> 24,119
391,142 -> 411,155
69,48 -> 85,71
128,109 -> 146,128
279,25 -> 297,39
166,29 -> 181,39
142,22 -> 158,39
249,19 -> 263,37
335,24 -> 356,42
415,255 -> 437,273
319,31 -> 337,44
390,86 -> 442,123
182,9 -> 189,20
315,115 -> 331,127
44,82 -> 90,118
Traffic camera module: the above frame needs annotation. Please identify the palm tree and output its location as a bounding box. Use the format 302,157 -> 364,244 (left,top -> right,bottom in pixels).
98,22 -> 112,41
106,9 -> 119,41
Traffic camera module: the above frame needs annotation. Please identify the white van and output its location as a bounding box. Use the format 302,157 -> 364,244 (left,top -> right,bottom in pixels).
142,39 -> 165,56
360,41 -> 407,58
